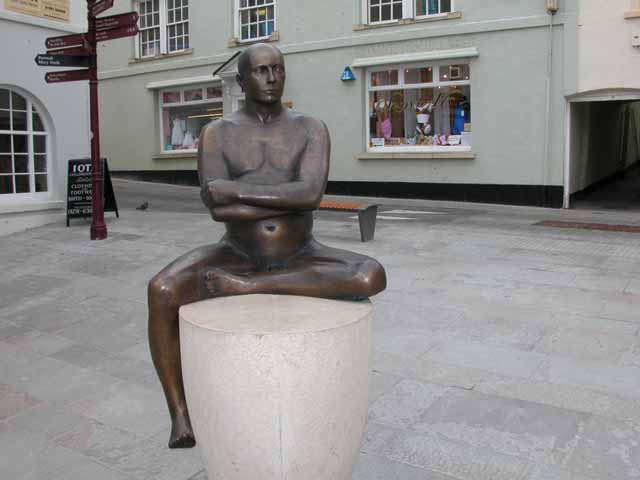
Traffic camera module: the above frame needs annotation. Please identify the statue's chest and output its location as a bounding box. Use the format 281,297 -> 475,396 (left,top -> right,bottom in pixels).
224,128 -> 308,181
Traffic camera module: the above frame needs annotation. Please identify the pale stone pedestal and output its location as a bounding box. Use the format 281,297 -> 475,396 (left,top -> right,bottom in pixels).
179,294 -> 373,480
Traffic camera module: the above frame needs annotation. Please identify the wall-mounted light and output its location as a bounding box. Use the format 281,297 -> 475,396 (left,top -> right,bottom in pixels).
546,0 -> 559,14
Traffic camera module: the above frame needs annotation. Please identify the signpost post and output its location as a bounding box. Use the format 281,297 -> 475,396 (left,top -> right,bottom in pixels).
37,0 -> 139,240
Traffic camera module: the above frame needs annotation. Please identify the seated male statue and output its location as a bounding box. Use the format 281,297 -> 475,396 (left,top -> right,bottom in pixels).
148,43 -> 387,448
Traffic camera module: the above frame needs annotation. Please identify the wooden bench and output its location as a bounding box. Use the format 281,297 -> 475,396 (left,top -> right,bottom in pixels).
318,200 -> 378,242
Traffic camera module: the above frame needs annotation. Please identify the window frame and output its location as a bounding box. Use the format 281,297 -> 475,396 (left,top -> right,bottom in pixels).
362,0 -> 454,24
233,0 -> 277,44
158,83 -> 223,154
365,61 -> 471,153
134,0 -> 190,59
0,88 -> 50,197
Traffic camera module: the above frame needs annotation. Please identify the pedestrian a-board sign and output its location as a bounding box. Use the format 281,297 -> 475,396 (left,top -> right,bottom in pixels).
67,159 -> 119,226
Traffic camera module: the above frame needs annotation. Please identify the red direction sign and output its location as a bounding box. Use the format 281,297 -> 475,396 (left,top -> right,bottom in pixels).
96,12 -> 139,31
35,54 -> 90,68
90,0 -> 114,17
96,25 -> 139,42
45,69 -> 90,84
46,33 -> 85,50
47,46 -> 91,56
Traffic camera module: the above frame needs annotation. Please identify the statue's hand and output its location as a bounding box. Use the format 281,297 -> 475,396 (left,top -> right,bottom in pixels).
208,179 -> 238,206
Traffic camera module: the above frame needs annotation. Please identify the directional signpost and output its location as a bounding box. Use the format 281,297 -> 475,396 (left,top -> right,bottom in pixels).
36,0 -> 139,240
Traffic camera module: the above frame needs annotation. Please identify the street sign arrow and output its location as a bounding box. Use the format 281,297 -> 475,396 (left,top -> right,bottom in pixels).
35,54 -> 91,68
90,0 -> 114,17
46,46 -> 91,57
96,25 -> 139,42
96,12 -> 139,31
45,69 -> 90,83
46,33 -> 85,50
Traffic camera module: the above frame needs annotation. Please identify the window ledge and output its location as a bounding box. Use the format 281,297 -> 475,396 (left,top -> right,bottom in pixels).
153,152 -> 198,160
129,48 -> 194,64
625,10 -> 640,18
353,11 -> 462,31
228,31 -> 280,48
357,151 -> 475,160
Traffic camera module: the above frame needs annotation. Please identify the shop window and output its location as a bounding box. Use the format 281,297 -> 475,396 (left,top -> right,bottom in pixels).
160,84 -> 222,153
236,0 -> 276,42
0,88 -> 49,195
366,0 -> 453,24
367,62 -> 471,151
136,0 -> 189,58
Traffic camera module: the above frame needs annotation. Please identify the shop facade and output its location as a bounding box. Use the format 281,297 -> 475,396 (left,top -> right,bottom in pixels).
0,1 -> 90,215
98,0 -> 582,207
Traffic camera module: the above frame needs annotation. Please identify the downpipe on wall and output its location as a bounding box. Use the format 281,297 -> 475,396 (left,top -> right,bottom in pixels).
542,0 -> 558,206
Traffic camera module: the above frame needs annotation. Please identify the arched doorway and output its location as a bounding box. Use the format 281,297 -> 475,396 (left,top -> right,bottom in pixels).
0,87 -> 51,198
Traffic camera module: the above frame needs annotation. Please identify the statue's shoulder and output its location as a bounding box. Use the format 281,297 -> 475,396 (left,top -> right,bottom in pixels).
287,110 -> 328,135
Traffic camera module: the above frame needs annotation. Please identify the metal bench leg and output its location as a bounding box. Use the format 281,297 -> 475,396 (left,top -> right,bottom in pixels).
357,205 -> 378,242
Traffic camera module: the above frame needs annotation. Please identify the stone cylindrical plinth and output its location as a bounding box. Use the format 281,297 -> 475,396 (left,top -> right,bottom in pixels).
179,294 -> 373,480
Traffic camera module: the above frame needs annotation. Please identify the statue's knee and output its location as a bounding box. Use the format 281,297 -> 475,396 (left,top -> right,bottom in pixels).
355,259 -> 387,297
148,274 -> 178,306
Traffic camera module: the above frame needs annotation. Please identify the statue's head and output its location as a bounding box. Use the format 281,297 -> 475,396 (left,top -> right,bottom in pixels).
236,43 -> 285,105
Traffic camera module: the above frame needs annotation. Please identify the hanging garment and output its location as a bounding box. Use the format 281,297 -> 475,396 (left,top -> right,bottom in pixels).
171,118 -> 184,146
380,118 -> 392,140
182,131 -> 195,148
453,105 -> 466,135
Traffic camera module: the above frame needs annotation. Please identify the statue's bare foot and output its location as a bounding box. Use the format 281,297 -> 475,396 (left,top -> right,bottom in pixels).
169,413 -> 196,449
205,268 -> 254,297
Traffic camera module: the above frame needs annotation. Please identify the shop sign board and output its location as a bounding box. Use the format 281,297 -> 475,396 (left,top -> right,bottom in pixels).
96,25 -> 139,42
89,0 -> 114,17
35,54 -> 90,68
66,158 -> 119,226
45,33 -> 85,50
96,12 -> 139,31
4,0 -> 69,23
45,69 -> 90,83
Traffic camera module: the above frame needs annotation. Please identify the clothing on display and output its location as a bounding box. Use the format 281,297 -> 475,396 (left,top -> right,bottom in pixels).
171,118 -> 185,146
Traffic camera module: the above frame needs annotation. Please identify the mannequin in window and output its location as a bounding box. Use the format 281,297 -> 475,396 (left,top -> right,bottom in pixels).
171,117 -> 185,147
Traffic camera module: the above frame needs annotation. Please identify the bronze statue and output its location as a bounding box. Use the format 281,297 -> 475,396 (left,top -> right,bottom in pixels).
148,43 -> 387,449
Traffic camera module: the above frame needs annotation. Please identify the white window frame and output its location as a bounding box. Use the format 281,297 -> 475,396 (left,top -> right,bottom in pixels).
0,88 -> 50,198
233,0 -> 277,43
361,0 -> 453,24
134,0 -> 190,59
158,83 -> 223,154
365,61 -> 471,153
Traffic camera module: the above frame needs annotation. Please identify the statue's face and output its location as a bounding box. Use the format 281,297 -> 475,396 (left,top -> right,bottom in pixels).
239,47 -> 285,105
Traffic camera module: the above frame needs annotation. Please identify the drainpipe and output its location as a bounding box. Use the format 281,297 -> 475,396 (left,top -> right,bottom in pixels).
542,0 -> 558,206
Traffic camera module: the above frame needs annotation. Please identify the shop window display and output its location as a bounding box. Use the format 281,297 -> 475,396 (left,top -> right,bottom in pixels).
160,85 -> 223,153
368,63 -> 471,151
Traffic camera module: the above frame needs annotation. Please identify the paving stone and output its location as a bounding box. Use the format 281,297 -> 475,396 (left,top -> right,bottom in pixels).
567,416 -> 640,479
370,370 -> 402,402
53,418 -> 146,459
533,326 -> 635,363
362,422 -> 535,480
48,459 -> 137,480
369,379 -> 449,429
533,355 -> 640,399
0,322 -> 34,340
67,381 -> 168,438
3,329 -> 75,355
98,430 -> 204,480
414,389 -> 589,466
8,401 -> 98,439
0,382 -> 42,420
423,341 -> 547,378
353,452 -> 459,480
1,354 -> 121,407
0,423 -> 91,479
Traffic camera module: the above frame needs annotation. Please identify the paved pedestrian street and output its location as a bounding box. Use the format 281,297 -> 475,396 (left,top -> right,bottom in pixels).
2,179 -> 640,479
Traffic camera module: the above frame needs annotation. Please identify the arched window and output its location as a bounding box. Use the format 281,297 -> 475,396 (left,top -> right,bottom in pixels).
0,88 -> 49,195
